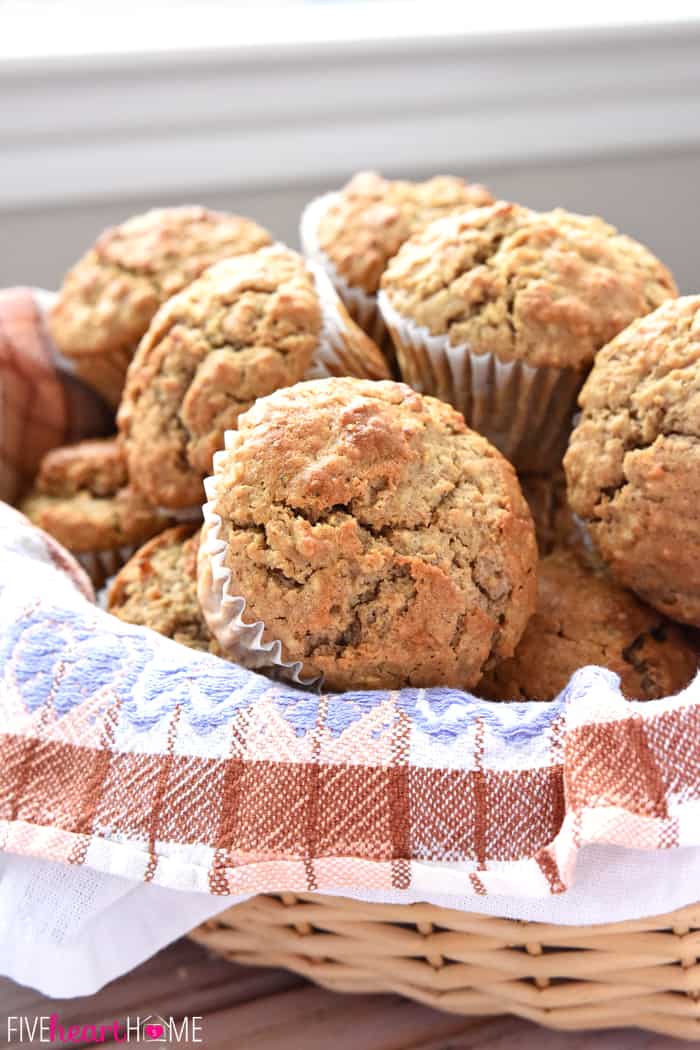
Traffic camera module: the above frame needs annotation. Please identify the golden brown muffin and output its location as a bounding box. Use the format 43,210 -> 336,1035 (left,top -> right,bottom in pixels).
21,438 -> 167,554
302,172 -> 494,371
380,200 -> 676,371
198,377 -> 537,692
118,246 -> 390,510
108,526 -> 223,655
565,295 -> 700,626
479,550 -> 697,701
49,206 -> 272,406
311,171 -> 493,296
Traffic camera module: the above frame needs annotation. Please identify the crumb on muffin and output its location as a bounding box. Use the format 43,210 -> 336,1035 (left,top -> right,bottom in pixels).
108,525 -> 222,655
198,376 -> 537,692
118,246 -> 389,510
380,200 -> 677,370
49,206 -> 273,405
565,295 -> 700,626
314,171 -> 494,295
21,437 -> 167,553
479,549 -> 698,701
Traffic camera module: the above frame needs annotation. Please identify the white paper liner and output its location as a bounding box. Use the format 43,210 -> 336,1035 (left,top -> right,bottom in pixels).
304,260 -> 388,381
156,505 -> 203,523
245,241 -> 388,382
378,290 -> 583,473
34,287 -> 90,382
197,437 -> 320,688
570,513 -> 609,573
300,192 -> 395,363
76,544 -> 138,591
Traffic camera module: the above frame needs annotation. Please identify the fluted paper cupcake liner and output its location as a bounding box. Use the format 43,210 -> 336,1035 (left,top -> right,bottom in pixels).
300,192 -> 397,370
197,437 -> 320,688
304,259 -> 388,381
76,544 -> 139,591
378,291 -> 583,473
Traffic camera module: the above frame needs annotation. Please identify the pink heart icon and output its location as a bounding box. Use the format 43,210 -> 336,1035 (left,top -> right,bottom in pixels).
145,1024 -> 164,1040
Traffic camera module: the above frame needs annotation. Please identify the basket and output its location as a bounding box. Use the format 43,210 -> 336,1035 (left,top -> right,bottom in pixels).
190,893 -> 700,1041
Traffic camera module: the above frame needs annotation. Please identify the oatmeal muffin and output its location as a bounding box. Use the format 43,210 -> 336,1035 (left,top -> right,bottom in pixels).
565,295 -> 700,626
21,437 -> 169,586
198,377 -> 537,692
49,206 -> 272,406
108,525 -> 222,655
379,200 -> 677,471
118,245 -> 390,510
479,550 -> 697,701
300,171 -> 493,361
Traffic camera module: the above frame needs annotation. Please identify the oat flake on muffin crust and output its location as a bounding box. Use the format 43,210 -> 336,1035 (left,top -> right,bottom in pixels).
199,376 -> 537,692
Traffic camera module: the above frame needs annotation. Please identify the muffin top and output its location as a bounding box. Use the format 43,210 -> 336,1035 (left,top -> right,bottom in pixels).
49,206 -> 272,372
118,246 -> 388,510
380,200 -> 676,369
314,171 -> 493,295
565,295 -> 700,626
108,525 -> 221,655
479,550 -> 697,701
33,437 -> 128,496
199,377 -> 537,692
21,438 -> 166,552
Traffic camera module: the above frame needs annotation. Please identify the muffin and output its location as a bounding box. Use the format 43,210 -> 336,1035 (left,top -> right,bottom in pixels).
565,295 -> 700,626
197,377 -> 537,692
108,525 -> 223,655
300,171 -> 493,364
118,245 -> 390,511
479,550 -> 697,701
21,437 -> 170,586
49,206 -> 272,406
379,200 -> 677,472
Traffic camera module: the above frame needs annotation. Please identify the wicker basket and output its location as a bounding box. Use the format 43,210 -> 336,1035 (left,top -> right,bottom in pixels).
190,893 -> 700,1041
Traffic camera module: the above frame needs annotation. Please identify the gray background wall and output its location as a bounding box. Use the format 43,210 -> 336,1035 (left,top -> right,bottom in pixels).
3,145 -> 698,293
3,19 -> 699,293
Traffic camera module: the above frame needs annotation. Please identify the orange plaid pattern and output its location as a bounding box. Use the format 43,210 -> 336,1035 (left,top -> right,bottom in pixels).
0,287 -> 112,503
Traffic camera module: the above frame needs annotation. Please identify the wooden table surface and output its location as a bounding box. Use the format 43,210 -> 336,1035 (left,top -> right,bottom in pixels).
0,938 -> 687,1049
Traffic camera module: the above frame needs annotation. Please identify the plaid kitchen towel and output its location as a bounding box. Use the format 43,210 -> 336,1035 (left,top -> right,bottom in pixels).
0,288 -> 113,505
2,496 -> 699,901
1,287 -> 699,995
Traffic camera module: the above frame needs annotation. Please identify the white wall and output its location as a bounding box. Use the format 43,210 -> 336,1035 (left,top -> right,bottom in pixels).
2,14 -> 699,292
3,147 -> 698,293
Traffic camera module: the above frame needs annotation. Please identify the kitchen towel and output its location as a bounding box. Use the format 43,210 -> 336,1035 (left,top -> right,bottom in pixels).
1,287 -> 699,996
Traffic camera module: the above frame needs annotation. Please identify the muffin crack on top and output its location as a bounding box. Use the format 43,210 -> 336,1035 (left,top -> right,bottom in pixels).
478,549 -> 697,702
200,377 -> 537,691
118,249 -> 324,508
380,200 -> 677,370
48,206 -> 273,407
567,300 -> 700,513
313,172 -> 494,295
21,438 -> 168,555
228,484 -> 514,665
565,295 -> 700,625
